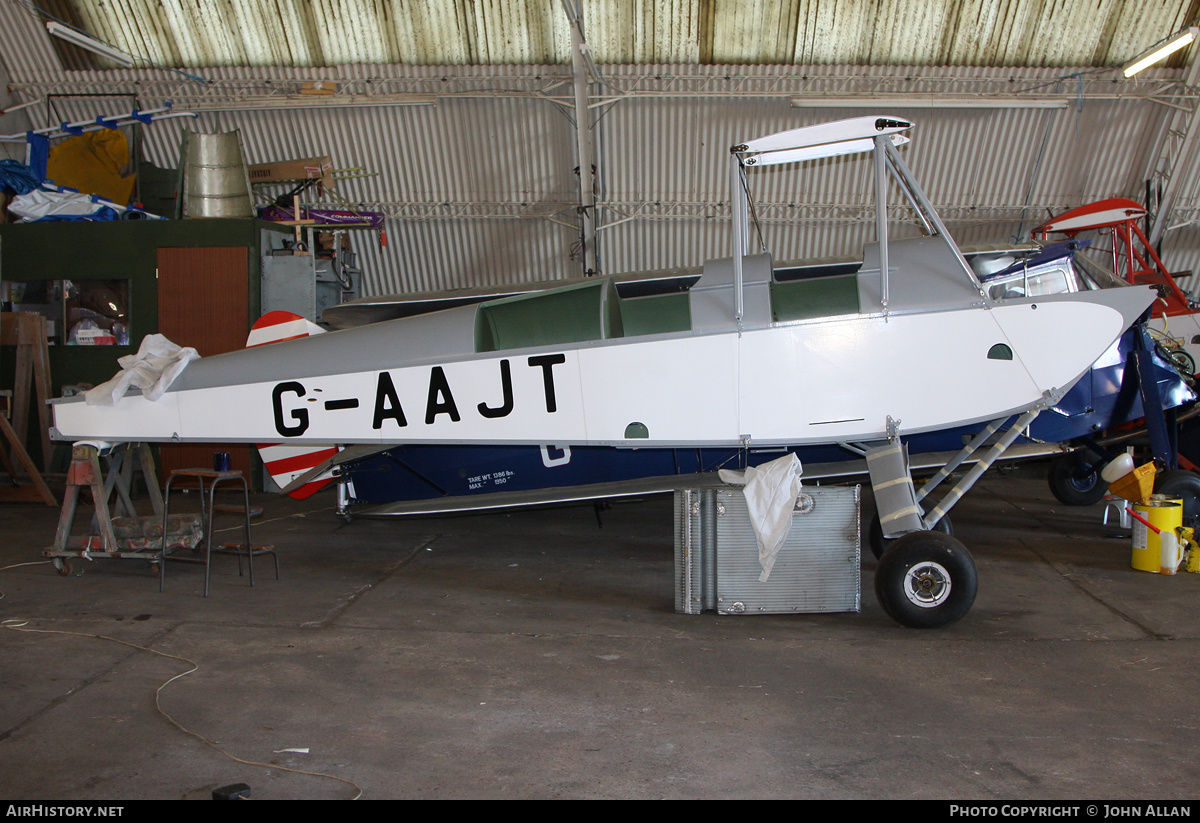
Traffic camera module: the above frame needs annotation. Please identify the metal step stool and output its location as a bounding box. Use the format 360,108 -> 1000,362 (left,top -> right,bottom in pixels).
161,468 -> 278,597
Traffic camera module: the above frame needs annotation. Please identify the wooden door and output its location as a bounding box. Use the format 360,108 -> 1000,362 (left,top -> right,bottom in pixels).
156,247 -> 254,479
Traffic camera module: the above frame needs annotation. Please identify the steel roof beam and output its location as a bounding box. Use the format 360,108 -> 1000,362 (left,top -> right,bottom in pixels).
1147,58 -> 1200,247
562,0 -> 599,277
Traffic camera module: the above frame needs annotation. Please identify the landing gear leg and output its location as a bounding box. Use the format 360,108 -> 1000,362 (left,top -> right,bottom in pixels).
868,504 -> 953,560
864,397 -> 1055,627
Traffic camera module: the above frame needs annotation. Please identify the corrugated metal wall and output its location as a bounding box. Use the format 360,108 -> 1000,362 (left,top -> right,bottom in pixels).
593,72 -> 1182,275
5,64 -> 1194,296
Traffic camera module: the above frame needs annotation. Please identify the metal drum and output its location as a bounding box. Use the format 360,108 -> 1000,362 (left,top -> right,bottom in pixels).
1131,497 -> 1183,574
182,130 -> 253,218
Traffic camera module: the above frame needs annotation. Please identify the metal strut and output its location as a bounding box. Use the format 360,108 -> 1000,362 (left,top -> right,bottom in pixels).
919,398 -> 1058,529
867,393 -> 1059,540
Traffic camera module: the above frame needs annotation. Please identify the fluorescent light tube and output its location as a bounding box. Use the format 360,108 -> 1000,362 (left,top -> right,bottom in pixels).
187,95 -> 437,112
45,21 -> 134,68
790,97 -> 1068,109
1123,27 -> 1197,78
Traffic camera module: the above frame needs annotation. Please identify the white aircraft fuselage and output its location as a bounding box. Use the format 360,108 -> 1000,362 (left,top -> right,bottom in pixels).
50,115 -> 1158,453
51,261 -> 1152,449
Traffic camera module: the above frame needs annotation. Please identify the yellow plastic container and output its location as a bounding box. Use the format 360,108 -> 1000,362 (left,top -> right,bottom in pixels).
1109,462 -> 1157,504
1131,497 -> 1184,574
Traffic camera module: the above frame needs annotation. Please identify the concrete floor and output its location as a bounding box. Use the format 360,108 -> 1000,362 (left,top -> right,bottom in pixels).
1,464 -> 1198,800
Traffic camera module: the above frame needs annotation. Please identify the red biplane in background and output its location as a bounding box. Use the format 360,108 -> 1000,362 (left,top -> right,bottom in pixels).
1035,197 -> 1200,377
1034,198 -> 1200,496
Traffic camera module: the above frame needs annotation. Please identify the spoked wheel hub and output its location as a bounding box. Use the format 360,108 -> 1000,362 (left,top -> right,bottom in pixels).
875,531 -> 977,628
904,560 -> 952,608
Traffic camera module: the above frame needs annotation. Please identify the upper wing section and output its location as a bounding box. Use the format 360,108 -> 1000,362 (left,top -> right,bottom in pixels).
733,116 -> 913,166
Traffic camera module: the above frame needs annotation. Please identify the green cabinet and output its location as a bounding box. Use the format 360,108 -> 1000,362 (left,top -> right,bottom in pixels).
0,219 -> 288,394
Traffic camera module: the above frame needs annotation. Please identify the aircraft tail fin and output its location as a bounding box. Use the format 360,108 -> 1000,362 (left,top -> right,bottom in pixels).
246,310 -> 326,347
248,311 -> 339,499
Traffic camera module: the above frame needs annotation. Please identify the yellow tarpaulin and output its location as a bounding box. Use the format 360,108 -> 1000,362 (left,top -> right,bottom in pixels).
47,130 -> 136,206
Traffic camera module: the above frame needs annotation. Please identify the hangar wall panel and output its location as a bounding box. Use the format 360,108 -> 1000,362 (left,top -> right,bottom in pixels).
1,57 -> 1197,294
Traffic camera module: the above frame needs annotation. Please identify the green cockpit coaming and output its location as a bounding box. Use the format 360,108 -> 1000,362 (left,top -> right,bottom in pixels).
471,259 -> 872,354
474,279 -> 611,352
474,277 -> 692,352
615,292 -> 692,337
769,274 -> 862,322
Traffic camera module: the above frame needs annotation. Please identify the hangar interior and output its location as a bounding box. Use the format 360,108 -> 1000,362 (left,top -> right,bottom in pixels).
1,0 -> 1200,802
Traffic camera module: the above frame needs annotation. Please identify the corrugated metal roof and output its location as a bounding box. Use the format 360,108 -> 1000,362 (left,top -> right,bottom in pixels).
11,0 -> 1200,72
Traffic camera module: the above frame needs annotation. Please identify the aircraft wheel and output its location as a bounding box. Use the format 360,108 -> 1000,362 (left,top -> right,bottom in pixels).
1154,469 -> 1200,526
868,505 -> 953,560
1047,454 -> 1106,507
874,531 -> 977,629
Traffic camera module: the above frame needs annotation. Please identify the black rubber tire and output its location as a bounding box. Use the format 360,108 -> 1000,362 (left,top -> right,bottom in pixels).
1047,453 -> 1107,507
1154,469 -> 1200,526
868,503 -> 953,560
874,531 -> 978,629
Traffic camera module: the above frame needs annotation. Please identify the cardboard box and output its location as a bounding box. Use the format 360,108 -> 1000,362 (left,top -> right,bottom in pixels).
73,328 -> 116,346
247,156 -> 335,189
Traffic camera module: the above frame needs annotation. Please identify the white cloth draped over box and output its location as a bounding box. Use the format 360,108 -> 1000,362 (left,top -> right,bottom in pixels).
719,453 -> 804,582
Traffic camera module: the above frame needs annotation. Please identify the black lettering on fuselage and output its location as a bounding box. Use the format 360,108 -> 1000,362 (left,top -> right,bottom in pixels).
528,354 -> 566,413
425,366 -> 461,424
303,355 -> 567,434
373,372 -> 408,429
272,381 -> 309,437
477,359 -> 513,419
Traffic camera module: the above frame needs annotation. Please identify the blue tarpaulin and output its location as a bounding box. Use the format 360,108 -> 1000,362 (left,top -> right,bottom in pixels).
0,158 -> 41,194
25,132 -> 50,181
